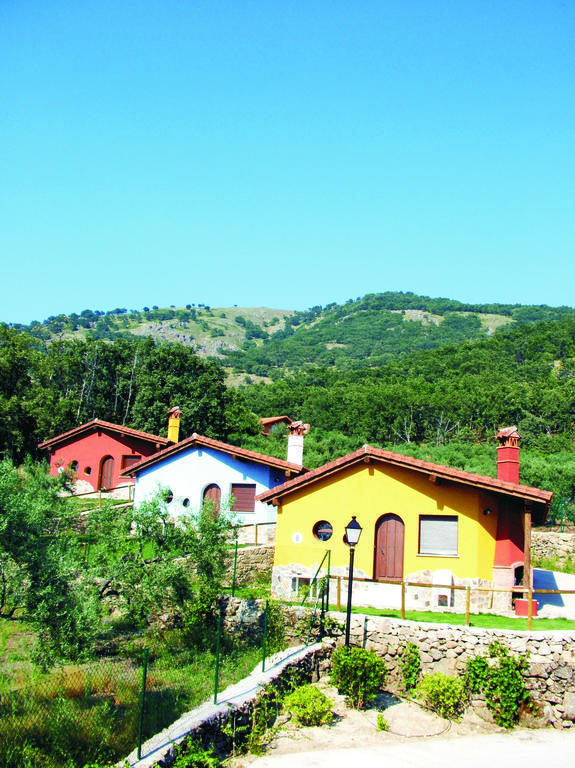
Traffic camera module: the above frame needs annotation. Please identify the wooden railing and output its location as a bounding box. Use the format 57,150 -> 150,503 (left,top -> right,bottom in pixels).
232,520 -> 276,546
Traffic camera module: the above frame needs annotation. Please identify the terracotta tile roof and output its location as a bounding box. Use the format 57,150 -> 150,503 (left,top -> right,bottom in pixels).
38,419 -> 170,450
255,444 -> 553,509
120,433 -> 307,477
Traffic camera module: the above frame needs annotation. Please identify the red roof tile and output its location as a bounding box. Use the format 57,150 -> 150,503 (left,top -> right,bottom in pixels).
255,444 -> 553,509
120,432 -> 307,477
38,419 -> 170,450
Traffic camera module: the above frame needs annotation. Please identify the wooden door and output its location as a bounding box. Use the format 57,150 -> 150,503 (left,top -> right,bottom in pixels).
374,514 -> 404,580
99,456 -> 115,490
203,484 -> 221,516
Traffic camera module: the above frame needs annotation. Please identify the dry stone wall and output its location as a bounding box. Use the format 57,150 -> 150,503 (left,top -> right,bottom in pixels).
341,611 -> 575,728
221,599 -> 575,729
225,545 -> 274,587
532,531 -> 575,566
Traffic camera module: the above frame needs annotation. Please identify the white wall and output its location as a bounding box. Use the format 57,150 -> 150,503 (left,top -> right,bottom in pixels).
133,446 -> 285,525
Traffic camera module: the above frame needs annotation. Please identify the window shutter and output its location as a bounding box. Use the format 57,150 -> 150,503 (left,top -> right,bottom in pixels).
419,516 -> 458,556
231,484 -> 256,512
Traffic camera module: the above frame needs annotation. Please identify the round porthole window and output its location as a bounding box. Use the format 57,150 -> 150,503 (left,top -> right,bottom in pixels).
182,498 -> 190,508
313,520 -> 333,541
84,467 -> 92,476
164,490 -> 174,503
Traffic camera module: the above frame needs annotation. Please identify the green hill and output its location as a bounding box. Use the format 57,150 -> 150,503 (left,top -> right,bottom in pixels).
9,292 -> 575,380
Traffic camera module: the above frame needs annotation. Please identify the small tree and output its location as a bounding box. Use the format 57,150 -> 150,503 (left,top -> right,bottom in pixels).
88,492 -> 234,632
0,459 -> 100,665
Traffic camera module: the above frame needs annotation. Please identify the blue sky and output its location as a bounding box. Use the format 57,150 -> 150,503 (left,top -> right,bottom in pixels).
2,1 -> 574,324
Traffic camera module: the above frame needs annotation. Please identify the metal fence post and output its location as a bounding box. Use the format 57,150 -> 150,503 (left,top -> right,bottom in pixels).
232,539 -> 238,597
262,600 -> 269,672
137,649 -> 149,760
326,550 -> 331,610
214,607 -> 223,704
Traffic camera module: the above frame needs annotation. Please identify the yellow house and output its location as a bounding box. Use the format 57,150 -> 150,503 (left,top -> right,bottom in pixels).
256,431 -> 552,610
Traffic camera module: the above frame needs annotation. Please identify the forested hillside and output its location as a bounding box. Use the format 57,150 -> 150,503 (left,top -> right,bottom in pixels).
7,292 -> 575,376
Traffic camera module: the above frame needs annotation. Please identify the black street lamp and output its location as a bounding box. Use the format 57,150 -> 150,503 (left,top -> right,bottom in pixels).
344,516 -> 362,647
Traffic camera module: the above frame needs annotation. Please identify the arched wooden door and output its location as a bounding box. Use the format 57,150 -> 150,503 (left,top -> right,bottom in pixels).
374,514 -> 405,580
99,456 -> 115,491
203,483 -> 221,516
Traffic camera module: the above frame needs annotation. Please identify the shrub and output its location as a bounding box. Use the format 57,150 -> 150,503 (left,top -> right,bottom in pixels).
416,672 -> 466,720
399,642 -> 421,692
376,713 -> 389,731
283,685 -> 334,727
330,646 -> 387,709
171,739 -> 221,767
464,641 -> 531,728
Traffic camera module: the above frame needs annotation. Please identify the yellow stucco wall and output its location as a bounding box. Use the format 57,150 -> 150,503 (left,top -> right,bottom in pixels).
273,462 -> 500,580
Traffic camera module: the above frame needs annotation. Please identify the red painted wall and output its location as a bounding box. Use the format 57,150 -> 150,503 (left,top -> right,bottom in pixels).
493,503 -> 525,567
46,428 -> 161,491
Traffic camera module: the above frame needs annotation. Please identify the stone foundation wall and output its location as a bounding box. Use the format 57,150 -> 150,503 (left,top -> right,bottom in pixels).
532,532 -> 575,566
272,564 -> 511,614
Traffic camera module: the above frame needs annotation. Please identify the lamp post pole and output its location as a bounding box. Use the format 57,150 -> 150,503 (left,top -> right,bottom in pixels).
344,545 -> 356,647
344,516 -> 362,648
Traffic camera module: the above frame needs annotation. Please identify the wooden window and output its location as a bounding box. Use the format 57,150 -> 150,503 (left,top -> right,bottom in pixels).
419,515 -> 458,556
231,483 -> 256,513
121,455 -> 142,470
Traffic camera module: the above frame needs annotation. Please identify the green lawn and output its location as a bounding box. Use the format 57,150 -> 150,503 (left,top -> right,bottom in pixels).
340,605 -> 575,631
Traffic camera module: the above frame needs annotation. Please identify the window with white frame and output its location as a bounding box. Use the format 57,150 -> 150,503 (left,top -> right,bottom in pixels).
418,515 -> 458,556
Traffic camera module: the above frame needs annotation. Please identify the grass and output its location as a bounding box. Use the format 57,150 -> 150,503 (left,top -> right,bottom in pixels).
533,555 -> 575,575
0,620 -> 265,768
337,605 -> 575,631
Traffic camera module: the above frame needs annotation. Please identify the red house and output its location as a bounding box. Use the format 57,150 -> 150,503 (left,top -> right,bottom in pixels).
38,419 -> 171,494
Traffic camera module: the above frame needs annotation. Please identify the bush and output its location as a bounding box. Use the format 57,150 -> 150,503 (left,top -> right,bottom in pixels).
464,641 -> 531,728
416,672 -> 466,720
330,646 -> 387,709
283,685 -> 334,727
376,713 -> 389,731
399,642 -> 421,692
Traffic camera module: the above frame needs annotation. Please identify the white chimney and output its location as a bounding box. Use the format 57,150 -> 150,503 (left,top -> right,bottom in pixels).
287,421 -> 310,465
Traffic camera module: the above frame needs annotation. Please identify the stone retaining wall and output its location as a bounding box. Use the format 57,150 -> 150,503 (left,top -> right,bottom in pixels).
225,545 -> 274,587
532,531 -> 575,566
343,611 -> 575,728
221,600 -> 575,729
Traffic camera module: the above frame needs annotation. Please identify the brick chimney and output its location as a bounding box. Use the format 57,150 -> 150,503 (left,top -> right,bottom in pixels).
167,407 -> 182,443
287,421 -> 310,465
495,426 -> 521,484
